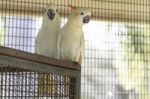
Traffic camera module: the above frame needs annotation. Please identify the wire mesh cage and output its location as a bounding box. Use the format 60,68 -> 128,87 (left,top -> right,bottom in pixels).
0,0 -> 150,99
0,47 -> 81,99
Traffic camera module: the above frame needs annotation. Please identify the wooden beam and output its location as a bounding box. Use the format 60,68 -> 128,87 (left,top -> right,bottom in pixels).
0,46 -> 81,71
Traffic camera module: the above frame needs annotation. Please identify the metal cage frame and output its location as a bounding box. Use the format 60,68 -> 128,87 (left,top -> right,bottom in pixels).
0,46 -> 81,99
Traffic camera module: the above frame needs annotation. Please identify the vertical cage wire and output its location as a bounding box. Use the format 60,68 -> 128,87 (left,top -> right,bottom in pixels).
0,0 -> 150,99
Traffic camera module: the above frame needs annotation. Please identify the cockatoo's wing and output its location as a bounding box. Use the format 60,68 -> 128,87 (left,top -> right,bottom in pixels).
57,30 -> 62,59
79,31 -> 85,64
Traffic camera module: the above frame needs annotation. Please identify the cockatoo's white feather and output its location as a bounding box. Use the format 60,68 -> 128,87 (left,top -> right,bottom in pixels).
57,6 -> 91,64
35,3 -> 61,58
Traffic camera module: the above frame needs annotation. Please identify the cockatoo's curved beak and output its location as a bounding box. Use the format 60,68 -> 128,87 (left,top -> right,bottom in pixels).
83,15 -> 90,23
47,9 -> 56,20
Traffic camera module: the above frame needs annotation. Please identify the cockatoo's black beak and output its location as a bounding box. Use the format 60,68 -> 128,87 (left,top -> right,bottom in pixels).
47,9 -> 55,20
83,15 -> 90,23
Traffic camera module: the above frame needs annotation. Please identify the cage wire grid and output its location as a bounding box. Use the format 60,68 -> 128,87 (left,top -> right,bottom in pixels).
0,0 -> 150,99
0,66 -> 77,98
0,49 -> 80,99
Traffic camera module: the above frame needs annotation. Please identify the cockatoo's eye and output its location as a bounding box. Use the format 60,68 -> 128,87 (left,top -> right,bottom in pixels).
56,10 -> 58,12
81,12 -> 84,15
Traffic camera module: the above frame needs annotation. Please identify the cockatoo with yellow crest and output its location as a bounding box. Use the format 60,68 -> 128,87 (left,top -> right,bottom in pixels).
57,5 -> 91,65
35,3 -> 61,58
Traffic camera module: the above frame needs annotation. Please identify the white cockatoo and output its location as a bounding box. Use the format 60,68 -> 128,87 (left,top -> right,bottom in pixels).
57,5 -> 91,65
35,3 -> 61,58
35,3 -> 61,96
